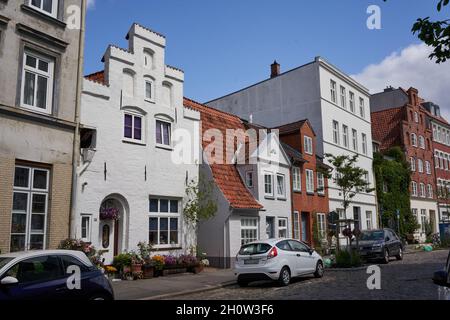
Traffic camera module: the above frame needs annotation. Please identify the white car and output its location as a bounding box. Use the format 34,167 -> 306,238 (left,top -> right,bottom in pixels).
234,239 -> 324,287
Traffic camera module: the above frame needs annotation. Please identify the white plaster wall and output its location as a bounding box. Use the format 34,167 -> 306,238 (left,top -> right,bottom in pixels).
411,199 -> 439,243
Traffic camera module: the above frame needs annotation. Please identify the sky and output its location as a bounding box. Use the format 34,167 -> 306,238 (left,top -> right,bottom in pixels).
84,0 -> 450,117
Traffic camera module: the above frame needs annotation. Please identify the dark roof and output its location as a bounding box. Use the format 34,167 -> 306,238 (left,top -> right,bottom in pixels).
281,142 -> 306,164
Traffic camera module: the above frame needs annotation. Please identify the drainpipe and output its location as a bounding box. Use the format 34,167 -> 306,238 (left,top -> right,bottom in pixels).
69,0 -> 86,239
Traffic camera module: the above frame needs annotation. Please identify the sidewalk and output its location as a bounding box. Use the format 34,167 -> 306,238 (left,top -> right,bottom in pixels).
112,268 -> 236,300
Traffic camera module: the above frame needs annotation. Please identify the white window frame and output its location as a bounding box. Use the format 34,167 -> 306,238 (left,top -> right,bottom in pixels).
343,125 -> 349,148
410,157 -> 416,172
276,174 -> 286,199
29,0 -> 59,18
420,210 -> 427,233
278,218 -> 288,239
427,184 -> 434,199
418,159 -> 424,173
304,136 -> 313,155
412,181 -> 418,197
330,80 -> 337,103
411,134 -> 418,147
340,86 -> 346,109
333,121 -> 340,145
426,161 -> 431,175
293,212 -> 300,240
349,91 -> 355,113
306,169 -> 314,194
292,167 -> 301,192
420,183 -> 426,198
264,173 -> 274,197
366,211 -> 373,230
123,112 -> 144,143
245,171 -> 254,188
352,129 -> 358,152
155,119 -> 172,147
419,136 -> 425,149
317,213 -> 326,238
148,198 -> 181,249
80,215 -> 92,242
11,165 -> 50,252
317,172 -> 325,195
144,78 -> 155,102
241,217 -> 259,245
362,133 -> 368,155
359,98 -> 365,118
21,50 -> 54,114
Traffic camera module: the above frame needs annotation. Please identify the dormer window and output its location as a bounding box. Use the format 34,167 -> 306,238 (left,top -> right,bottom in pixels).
29,0 -> 59,18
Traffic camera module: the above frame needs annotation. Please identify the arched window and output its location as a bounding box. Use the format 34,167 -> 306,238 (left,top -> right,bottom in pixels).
144,75 -> 155,102
161,82 -> 173,107
123,69 -> 135,97
143,48 -> 154,69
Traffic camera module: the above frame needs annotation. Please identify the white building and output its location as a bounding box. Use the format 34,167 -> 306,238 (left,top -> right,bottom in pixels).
72,24 -> 200,263
207,58 -> 378,241
184,99 -> 292,268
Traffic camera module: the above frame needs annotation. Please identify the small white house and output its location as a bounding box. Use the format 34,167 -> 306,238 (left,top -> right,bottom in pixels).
72,24 -> 200,263
184,99 -> 292,268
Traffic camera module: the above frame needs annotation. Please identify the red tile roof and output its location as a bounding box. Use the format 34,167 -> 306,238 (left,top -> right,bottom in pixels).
371,107 -> 405,150
183,98 -> 263,210
85,71 -> 106,85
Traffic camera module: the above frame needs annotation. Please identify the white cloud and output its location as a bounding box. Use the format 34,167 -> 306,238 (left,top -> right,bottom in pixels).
352,43 -> 450,119
87,0 -> 95,9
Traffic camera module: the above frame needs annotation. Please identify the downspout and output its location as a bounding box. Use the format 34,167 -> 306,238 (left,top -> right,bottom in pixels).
69,0 -> 86,239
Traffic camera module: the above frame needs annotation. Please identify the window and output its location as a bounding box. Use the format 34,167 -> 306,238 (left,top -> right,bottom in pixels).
435,151 -> 440,169
149,198 -> 180,247
21,51 -> 54,114
144,79 -> 154,101
29,0 -> 59,18
362,133 -> 368,155
278,218 -> 288,238
245,172 -> 253,188
156,120 -> 171,146
293,212 -> 300,240
433,125 -> 438,141
264,173 -> 274,196
366,211 -> 373,230
352,129 -> 358,152
410,157 -> 416,172
343,125 -> 349,148
446,154 -> 449,171
304,136 -> 313,155
426,161 -> 431,175
81,215 -> 91,242
333,121 -> 340,145
317,172 -> 325,195
124,113 -> 143,142
330,80 -> 337,103
276,174 -> 286,198
414,112 -> 419,123
340,86 -> 346,108
5,255 -> 62,284
306,170 -> 314,194
427,184 -> 434,199
292,167 -> 301,192
411,134 -> 417,147
359,98 -> 365,118
349,92 -> 355,113
412,181 -> 418,197
241,218 -> 258,245
317,213 -> 326,238
60,255 -> 90,273
419,136 -> 425,149
418,159 -> 424,173
144,49 -> 154,69
420,183 -> 426,198
421,210 -> 427,233
11,166 -> 49,252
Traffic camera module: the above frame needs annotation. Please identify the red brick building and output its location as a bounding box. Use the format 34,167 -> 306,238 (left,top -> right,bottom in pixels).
371,87 -> 439,241
275,120 -> 330,246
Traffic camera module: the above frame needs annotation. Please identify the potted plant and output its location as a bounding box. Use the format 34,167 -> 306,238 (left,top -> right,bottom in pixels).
151,255 -> 165,277
130,251 -> 143,274
138,242 -> 155,279
100,207 -> 120,221
104,265 -> 118,280
113,252 -> 133,280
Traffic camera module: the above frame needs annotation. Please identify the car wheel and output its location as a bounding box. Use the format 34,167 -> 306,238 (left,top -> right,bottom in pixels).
237,279 -> 249,287
382,249 -> 390,264
277,267 -> 291,287
314,261 -> 324,278
396,248 -> 403,261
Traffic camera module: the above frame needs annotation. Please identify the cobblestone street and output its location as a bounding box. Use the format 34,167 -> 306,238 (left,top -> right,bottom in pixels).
172,250 -> 449,300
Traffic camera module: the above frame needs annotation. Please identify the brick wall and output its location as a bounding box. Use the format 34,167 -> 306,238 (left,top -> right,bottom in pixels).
0,155 -> 14,253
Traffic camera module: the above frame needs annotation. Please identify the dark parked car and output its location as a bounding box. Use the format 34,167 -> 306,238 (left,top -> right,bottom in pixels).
433,250 -> 450,289
357,229 -> 404,264
0,250 -> 114,300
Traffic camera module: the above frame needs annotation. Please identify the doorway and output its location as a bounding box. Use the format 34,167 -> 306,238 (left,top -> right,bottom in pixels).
301,213 -> 310,243
266,217 -> 275,239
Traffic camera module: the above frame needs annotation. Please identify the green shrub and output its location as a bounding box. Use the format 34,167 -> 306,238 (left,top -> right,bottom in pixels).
113,253 -> 133,272
335,249 -> 363,268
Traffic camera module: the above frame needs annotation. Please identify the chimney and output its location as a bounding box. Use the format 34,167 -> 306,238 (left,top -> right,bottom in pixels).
270,60 -> 280,78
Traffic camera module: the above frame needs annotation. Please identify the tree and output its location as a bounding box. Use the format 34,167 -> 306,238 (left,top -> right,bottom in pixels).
321,154 -> 374,251
384,0 -> 450,63
373,147 -> 419,238
183,176 -> 218,226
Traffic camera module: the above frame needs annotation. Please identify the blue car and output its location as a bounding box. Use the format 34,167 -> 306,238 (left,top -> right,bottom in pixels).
0,250 -> 114,300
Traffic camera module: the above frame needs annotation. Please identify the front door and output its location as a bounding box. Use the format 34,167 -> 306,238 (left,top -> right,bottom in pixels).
266,217 -> 275,239
114,220 -> 120,257
301,213 -> 309,243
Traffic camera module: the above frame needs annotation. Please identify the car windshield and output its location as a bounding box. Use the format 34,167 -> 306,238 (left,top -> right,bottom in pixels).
239,243 -> 272,256
360,231 -> 385,241
0,258 -> 14,269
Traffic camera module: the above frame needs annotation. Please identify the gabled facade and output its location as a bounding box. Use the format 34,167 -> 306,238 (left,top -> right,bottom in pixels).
371,87 -> 439,242
206,58 -> 378,243
276,120 -> 331,246
184,99 -> 291,268
0,0 -> 85,253
74,24 -> 200,263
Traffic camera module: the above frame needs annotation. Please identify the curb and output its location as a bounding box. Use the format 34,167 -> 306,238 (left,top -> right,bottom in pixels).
138,281 -> 237,300
325,266 -> 369,272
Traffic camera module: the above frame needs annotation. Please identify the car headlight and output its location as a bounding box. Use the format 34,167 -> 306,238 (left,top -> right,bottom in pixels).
372,244 -> 382,249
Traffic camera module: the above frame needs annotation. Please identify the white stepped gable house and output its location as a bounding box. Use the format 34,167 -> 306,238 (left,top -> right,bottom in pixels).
73,24 -> 200,263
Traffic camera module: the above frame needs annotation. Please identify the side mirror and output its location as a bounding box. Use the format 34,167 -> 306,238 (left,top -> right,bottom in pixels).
433,271 -> 450,288
308,249 -> 315,255
0,277 -> 19,286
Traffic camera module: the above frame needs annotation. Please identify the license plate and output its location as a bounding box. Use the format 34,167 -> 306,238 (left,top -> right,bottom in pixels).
244,259 -> 260,265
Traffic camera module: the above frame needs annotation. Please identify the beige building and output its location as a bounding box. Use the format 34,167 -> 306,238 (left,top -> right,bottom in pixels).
0,0 -> 86,253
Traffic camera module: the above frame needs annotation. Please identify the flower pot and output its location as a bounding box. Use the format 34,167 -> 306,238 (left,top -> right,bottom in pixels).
142,265 -> 154,279
123,266 -> 131,274
190,265 -> 204,274
132,263 -> 142,273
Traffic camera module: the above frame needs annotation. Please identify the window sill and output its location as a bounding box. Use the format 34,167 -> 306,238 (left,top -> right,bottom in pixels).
156,144 -> 173,151
144,99 -> 156,104
293,190 -> 302,194
264,195 -> 275,200
277,197 -> 287,201
152,246 -> 182,251
306,192 -> 315,196
21,5 -> 66,29
122,139 -> 146,146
